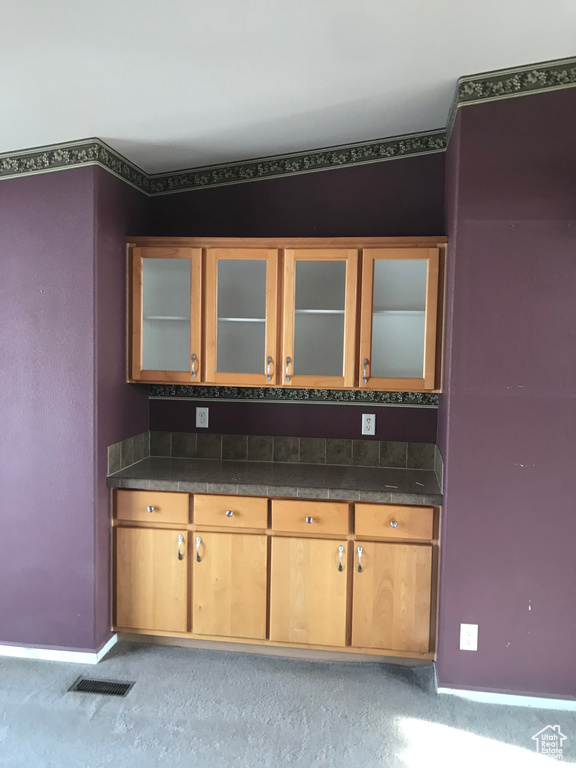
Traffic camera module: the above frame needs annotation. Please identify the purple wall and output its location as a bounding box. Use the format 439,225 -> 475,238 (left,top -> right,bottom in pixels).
150,399 -> 437,443
151,153 -> 445,237
0,167 -> 149,653
0,168 -> 98,650
437,89 -> 576,698
94,169 -> 150,647
150,153 -> 445,443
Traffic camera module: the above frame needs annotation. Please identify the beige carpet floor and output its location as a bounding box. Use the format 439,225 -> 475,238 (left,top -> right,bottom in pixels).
0,642 -> 574,767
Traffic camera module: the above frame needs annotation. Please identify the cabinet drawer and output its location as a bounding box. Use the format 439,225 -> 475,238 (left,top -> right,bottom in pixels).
194,495 -> 268,529
355,504 -> 433,541
271,500 -> 349,535
116,490 -> 189,524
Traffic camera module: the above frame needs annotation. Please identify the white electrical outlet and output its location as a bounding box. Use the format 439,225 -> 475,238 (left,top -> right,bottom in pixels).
362,413 -> 376,436
196,407 -> 209,428
460,623 -> 478,651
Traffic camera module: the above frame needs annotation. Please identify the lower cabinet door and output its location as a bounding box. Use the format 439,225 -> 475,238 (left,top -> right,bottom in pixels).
115,527 -> 188,632
351,541 -> 432,652
269,537 -> 347,647
192,532 -> 268,639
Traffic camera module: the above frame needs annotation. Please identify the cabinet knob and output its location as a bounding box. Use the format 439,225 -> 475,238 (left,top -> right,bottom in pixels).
363,358 -> 370,384
390,520 -> 398,528
146,505 -> 154,513
225,510 -> 234,517
305,516 -> 314,524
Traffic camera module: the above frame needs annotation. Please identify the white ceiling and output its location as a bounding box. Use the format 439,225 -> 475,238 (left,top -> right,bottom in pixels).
3,1 -> 575,173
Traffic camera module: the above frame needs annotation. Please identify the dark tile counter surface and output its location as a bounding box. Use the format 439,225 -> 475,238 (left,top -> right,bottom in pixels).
107,457 -> 442,505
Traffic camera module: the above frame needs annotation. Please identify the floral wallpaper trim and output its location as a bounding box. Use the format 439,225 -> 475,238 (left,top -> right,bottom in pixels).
147,130 -> 446,194
447,55 -> 576,138
0,138 -> 150,192
1,56 -> 574,193
149,385 -> 439,406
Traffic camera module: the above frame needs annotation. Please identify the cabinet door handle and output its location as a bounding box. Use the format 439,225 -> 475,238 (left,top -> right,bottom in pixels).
177,534 -> 184,561
285,356 -> 291,382
363,358 -> 369,384
266,355 -> 273,382
338,545 -> 344,572
357,546 -> 363,573
196,536 -> 202,563
191,353 -> 198,379
146,505 -> 154,513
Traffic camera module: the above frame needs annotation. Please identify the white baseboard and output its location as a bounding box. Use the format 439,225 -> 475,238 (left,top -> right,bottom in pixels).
437,686 -> 576,711
0,634 -> 118,665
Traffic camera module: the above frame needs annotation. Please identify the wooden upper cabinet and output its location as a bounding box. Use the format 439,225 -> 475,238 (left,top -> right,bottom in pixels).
129,246 -> 202,383
359,248 -> 440,391
282,249 -> 358,389
127,238 -> 444,391
204,249 -> 279,386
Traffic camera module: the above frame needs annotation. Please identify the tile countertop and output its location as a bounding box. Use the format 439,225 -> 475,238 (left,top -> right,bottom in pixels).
107,457 -> 442,505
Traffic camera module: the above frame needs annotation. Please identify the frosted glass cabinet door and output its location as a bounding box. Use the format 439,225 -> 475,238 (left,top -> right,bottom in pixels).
359,248 -> 439,390
130,247 -> 202,383
282,250 -> 358,388
204,249 -> 279,385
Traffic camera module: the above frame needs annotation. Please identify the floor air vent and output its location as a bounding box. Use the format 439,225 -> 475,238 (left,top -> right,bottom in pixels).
68,677 -> 134,697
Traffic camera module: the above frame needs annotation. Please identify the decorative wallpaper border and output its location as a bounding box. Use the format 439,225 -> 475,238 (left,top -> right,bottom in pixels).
0,138 -> 150,192
149,385 -> 438,406
147,130 -> 446,194
446,55 -> 576,137
1,56 -> 574,194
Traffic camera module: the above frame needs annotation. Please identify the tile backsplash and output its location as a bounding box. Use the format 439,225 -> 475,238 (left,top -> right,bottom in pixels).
146,431 -> 436,470
108,431 -> 438,474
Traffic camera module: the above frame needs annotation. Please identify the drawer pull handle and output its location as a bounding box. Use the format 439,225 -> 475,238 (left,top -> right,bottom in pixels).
225,510 -> 234,518
266,355 -> 273,382
305,516 -> 314,524
390,520 -> 398,528
285,356 -> 292,383
177,534 -> 184,561
363,358 -> 369,384
146,506 -> 154,513
191,353 -> 198,379
196,536 -> 202,563
338,545 -> 344,572
357,546 -> 363,573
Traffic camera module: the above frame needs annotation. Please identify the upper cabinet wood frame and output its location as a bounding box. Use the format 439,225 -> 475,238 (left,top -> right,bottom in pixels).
359,248 -> 440,391
129,246 -> 202,384
127,237 -> 446,391
204,248 -> 279,387
282,248 -> 358,389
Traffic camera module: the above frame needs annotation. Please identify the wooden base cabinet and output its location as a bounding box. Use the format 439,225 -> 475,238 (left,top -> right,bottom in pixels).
269,537 -> 348,647
115,527 -> 188,633
113,490 -> 439,661
193,532 -> 267,639
351,542 -> 432,652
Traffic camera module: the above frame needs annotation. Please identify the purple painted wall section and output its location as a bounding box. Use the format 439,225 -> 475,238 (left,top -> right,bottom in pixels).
150,153 -> 444,443
151,153 -> 445,237
0,166 -> 149,652
437,89 -> 576,698
94,169 -> 150,647
0,168 -> 98,650
150,399 -> 437,443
